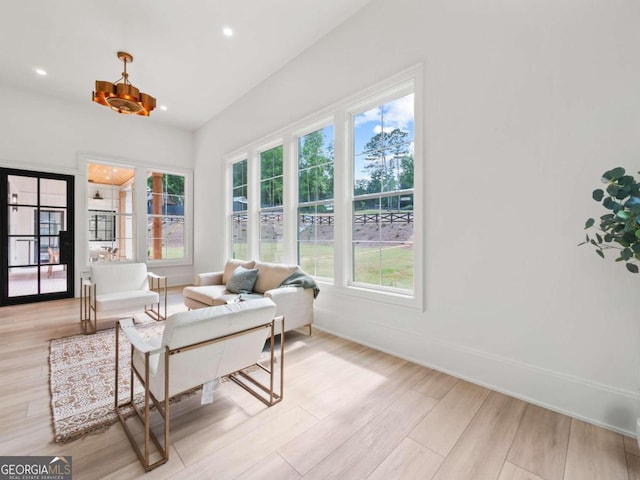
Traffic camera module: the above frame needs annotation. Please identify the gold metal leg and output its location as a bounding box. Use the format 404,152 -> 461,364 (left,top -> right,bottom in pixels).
115,331 -> 169,472
80,281 -> 97,334
145,275 -> 167,321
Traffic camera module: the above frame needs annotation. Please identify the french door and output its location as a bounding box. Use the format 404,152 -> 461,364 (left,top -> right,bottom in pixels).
0,169 -> 74,305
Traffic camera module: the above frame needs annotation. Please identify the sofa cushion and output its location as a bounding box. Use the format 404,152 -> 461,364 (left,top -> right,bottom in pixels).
183,285 -> 228,306
226,266 -> 259,294
90,263 -> 149,295
253,261 -> 299,294
222,259 -> 256,284
96,290 -> 159,312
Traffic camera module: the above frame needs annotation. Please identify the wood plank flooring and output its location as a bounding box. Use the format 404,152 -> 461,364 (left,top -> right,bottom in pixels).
0,288 -> 638,480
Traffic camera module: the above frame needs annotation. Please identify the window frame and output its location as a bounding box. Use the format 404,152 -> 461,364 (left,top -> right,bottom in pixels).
145,170 -> 188,263
222,65 -> 424,310
258,143 -> 285,263
347,88 -> 416,296
230,158 -> 249,260
81,154 -> 193,268
295,122 -> 336,282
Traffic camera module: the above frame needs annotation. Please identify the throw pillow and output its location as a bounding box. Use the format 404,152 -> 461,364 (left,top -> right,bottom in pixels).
226,266 -> 259,294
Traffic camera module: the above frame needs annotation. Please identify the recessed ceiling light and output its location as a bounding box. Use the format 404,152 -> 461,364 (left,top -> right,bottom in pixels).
160,105 -> 168,111
222,26 -> 234,37
35,68 -> 47,76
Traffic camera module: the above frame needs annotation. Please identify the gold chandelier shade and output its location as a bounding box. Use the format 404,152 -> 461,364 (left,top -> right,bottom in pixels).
92,52 -> 156,116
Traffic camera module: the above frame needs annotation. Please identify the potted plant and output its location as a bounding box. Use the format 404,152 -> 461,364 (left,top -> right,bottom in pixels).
581,167 -> 640,273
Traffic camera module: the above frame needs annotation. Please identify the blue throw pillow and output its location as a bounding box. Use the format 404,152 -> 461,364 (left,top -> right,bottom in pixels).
226,266 -> 259,294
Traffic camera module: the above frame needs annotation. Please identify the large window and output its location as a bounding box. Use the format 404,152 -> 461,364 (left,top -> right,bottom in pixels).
231,159 -> 248,260
259,145 -> 284,262
147,171 -> 185,260
298,126 -> 334,278
225,68 -> 421,306
84,157 -> 191,266
352,93 -> 414,291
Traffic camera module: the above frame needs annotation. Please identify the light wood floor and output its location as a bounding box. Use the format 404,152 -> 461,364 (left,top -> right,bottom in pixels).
1,288 -> 639,480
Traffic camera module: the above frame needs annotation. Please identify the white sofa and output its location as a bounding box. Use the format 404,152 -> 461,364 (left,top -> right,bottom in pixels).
183,259 -> 315,334
80,262 -> 166,334
115,298 -> 282,471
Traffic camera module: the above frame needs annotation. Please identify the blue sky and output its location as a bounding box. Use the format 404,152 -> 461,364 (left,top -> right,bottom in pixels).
353,93 -> 414,182
297,93 -> 415,183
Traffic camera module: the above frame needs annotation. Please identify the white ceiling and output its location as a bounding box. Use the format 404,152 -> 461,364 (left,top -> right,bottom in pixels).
0,0 -> 373,131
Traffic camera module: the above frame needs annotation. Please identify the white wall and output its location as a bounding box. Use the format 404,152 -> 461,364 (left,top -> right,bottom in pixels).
0,84 -> 195,285
195,0 -> 640,434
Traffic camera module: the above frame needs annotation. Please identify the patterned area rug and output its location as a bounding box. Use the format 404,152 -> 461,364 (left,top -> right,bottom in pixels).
49,318 -> 165,443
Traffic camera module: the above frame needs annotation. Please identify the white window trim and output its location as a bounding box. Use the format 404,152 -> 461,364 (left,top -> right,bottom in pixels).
295,121 -> 336,284
222,64 -> 424,311
145,167 -> 193,267
79,153 -> 194,268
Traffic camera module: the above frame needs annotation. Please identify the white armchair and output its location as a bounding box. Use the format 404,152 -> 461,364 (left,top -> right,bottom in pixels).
115,298 -> 283,472
80,262 -> 166,334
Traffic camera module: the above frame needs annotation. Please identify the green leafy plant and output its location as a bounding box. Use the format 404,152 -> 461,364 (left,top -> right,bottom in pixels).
580,167 -> 640,273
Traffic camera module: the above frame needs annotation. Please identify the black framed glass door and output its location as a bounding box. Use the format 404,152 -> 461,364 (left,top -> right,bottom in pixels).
0,168 -> 74,305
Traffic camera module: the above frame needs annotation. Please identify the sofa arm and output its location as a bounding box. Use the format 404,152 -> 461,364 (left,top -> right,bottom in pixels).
195,271 -> 224,286
264,287 -> 314,331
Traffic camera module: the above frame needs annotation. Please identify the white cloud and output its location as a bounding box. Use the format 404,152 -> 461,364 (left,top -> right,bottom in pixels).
353,93 -> 414,133
354,106 -> 380,126
381,93 -> 414,132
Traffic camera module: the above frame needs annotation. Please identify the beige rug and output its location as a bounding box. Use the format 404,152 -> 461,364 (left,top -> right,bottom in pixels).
49,318 -> 166,443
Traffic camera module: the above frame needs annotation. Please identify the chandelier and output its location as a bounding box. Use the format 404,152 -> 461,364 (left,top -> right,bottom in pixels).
92,51 -> 156,116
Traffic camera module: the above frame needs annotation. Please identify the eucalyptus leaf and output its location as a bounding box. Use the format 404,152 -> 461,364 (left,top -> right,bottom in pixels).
620,175 -> 635,186
607,184 -> 619,196
603,167 -> 625,180
603,197 -> 621,211
581,167 -> 640,273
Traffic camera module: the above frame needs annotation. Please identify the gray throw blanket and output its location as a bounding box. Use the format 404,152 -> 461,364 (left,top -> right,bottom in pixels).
279,271 -> 320,299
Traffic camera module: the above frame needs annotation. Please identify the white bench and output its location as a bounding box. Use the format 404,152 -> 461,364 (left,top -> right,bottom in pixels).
80,262 -> 167,334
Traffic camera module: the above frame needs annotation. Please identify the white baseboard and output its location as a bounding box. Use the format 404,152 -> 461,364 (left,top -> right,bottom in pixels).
314,323 -> 640,437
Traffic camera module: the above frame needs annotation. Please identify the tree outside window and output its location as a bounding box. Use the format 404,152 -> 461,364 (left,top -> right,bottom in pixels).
298,126 -> 334,278
259,146 -> 284,262
352,93 -> 414,290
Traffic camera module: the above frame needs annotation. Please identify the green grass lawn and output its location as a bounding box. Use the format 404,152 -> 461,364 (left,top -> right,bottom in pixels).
233,242 -> 413,290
